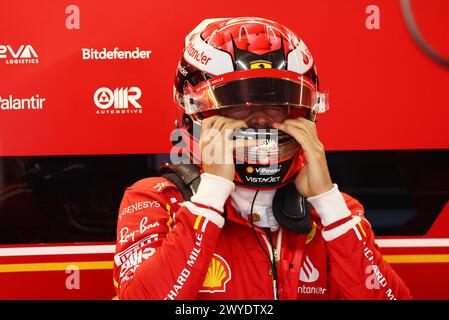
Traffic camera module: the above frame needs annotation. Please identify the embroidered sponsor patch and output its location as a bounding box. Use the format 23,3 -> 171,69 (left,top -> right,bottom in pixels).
199,254 -> 231,293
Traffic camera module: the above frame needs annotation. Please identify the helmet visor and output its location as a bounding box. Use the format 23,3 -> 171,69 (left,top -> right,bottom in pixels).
183,69 -> 326,115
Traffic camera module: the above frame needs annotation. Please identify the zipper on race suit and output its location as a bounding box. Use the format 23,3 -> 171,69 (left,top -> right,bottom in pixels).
261,228 -> 282,300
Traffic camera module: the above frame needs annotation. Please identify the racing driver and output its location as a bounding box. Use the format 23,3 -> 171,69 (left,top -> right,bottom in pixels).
113,17 -> 412,300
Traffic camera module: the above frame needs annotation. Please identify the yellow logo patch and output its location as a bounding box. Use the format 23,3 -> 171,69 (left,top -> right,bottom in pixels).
306,222 -> 317,245
250,60 -> 272,69
246,166 -> 255,173
199,254 -> 231,293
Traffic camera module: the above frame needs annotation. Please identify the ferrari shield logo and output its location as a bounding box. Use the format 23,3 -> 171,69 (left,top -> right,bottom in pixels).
250,60 -> 272,69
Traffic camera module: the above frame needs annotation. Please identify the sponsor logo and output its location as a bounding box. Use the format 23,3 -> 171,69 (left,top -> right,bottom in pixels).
245,176 -> 281,184
186,43 -> 212,66
119,216 -> 160,245
120,200 -> 160,219
115,233 -> 159,283
246,166 -> 255,174
298,255 -> 327,295
0,44 -> 39,64
94,87 -> 142,114
287,41 -> 313,74
254,167 -> 281,175
119,246 -> 156,280
115,233 -> 159,267
199,254 -> 232,293
165,232 -> 203,300
170,197 -> 178,204
301,51 -> 309,65
250,60 -> 272,69
153,181 -> 170,192
186,233 -> 203,268
82,47 -> 152,60
306,222 -> 317,245
177,62 -> 188,76
297,285 -> 327,295
299,256 -> 319,283
0,94 -> 45,111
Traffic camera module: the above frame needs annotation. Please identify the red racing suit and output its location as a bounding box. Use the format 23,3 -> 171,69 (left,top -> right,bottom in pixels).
113,173 -> 412,300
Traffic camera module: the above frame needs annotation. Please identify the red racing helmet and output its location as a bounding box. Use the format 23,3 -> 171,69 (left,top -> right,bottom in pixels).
172,17 -> 328,189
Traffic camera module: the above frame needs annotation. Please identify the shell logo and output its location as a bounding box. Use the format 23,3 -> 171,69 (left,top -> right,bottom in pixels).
199,253 -> 231,293
246,166 -> 254,174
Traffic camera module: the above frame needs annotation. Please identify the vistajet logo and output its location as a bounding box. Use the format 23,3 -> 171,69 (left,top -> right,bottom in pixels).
82,47 -> 151,60
0,94 -> 45,111
0,45 -> 39,64
94,87 -> 143,115
245,176 -> 281,184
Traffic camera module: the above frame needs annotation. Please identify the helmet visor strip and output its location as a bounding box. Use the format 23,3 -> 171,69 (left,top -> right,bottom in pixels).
183,69 -> 328,118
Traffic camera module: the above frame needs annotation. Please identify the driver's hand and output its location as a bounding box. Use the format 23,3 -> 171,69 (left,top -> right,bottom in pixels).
200,116 -> 247,181
273,118 -> 333,197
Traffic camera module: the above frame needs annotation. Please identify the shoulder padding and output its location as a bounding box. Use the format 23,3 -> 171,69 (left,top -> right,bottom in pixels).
128,177 -> 177,193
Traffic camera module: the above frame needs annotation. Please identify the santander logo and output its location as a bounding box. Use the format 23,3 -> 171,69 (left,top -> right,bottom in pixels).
186,43 -> 212,66
299,256 -> 319,283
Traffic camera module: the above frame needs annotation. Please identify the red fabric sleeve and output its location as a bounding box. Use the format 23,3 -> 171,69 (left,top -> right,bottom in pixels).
326,195 -> 413,300
113,177 -> 224,300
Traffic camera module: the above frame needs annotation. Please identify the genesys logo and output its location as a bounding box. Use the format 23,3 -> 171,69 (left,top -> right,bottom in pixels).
94,87 -> 142,114
82,47 -> 152,61
0,94 -> 45,111
0,45 -> 39,64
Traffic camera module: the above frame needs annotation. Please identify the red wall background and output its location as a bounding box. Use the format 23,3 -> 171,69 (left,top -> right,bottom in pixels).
0,0 -> 448,156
